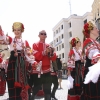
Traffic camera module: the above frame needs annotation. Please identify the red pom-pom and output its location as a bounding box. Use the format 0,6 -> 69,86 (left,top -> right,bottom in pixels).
14,82 -> 21,87
25,85 -> 30,90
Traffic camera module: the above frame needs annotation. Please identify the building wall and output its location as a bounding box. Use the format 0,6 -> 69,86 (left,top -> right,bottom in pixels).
52,12 -> 93,65
92,0 -> 100,21
53,19 -> 67,64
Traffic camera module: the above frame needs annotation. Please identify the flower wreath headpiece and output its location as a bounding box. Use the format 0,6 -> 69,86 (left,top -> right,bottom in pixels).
70,37 -> 80,47
83,21 -> 94,38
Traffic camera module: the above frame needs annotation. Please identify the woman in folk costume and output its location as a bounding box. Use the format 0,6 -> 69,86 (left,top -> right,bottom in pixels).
80,21 -> 100,100
67,37 -> 84,100
0,22 -> 32,100
25,47 -> 42,100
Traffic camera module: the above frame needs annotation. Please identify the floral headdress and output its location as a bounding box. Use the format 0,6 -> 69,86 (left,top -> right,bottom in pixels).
83,21 -> 94,38
70,37 -> 80,47
12,22 -> 24,32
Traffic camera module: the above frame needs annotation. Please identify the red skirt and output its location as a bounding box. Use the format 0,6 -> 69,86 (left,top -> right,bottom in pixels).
0,81 -> 6,96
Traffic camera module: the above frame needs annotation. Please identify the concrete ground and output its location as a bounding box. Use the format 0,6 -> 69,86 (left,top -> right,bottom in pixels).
0,79 -> 68,100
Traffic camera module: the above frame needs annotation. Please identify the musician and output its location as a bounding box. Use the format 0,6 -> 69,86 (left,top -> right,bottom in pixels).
32,30 -> 57,100
0,22 -> 32,100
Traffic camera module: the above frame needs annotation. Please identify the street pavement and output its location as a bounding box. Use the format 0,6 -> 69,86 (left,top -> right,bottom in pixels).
0,79 -> 68,100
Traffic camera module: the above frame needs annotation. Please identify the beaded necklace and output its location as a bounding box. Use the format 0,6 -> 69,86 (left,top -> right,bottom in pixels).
13,37 -> 25,54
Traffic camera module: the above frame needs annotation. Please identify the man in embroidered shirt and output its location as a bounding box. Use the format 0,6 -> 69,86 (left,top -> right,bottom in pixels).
32,30 -> 57,100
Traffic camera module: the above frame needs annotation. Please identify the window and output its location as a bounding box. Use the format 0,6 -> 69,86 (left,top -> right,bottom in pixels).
56,38 -> 58,42
59,36 -> 61,41
59,27 -> 60,32
62,34 -> 63,39
84,19 -> 87,24
69,32 -> 72,37
62,43 -> 64,48
57,47 -> 58,51
62,53 -> 64,58
54,32 -> 55,36
59,45 -> 61,50
69,22 -> 71,27
56,30 -> 58,34
61,25 -> 63,29
59,54 -> 61,58
54,40 -> 55,45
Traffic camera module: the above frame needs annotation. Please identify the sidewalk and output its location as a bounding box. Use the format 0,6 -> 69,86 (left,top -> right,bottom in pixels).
0,79 -> 68,100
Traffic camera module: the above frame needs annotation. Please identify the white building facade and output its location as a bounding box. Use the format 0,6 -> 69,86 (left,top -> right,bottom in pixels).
52,12 -> 93,67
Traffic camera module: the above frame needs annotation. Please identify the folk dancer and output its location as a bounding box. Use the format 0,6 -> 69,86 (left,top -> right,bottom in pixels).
80,21 -> 100,100
0,22 -> 33,100
67,37 -> 84,100
25,47 -> 42,100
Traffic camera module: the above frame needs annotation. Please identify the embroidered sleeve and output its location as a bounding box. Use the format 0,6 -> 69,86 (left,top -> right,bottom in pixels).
67,49 -> 75,70
91,49 -> 100,64
25,54 -> 36,65
6,36 -> 12,44
83,39 -> 100,64
84,43 -> 100,60
0,34 -> 12,45
32,43 -> 43,61
0,27 -> 12,45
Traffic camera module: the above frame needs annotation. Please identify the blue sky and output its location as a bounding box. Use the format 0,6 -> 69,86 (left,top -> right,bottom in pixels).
0,0 -> 94,46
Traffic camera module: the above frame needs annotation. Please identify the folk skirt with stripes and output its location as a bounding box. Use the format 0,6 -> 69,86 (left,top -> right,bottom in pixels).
81,57 -> 100,100
7,50 -> 30,100
68,60 -> 83,100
